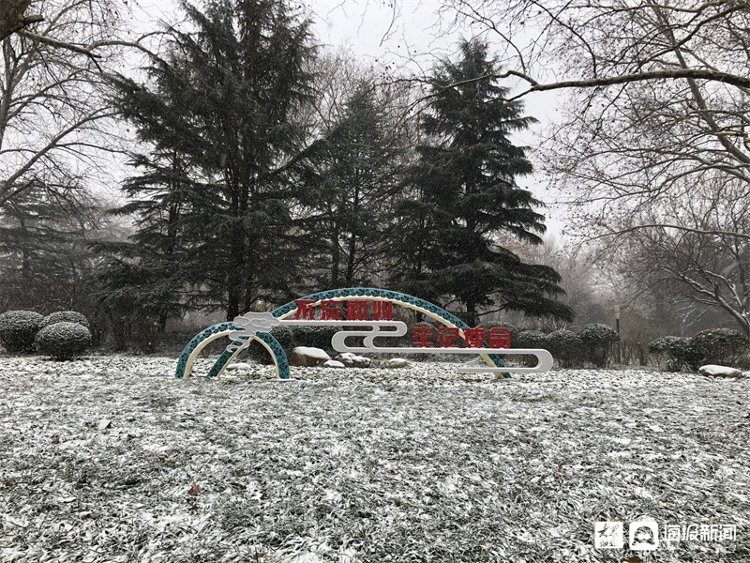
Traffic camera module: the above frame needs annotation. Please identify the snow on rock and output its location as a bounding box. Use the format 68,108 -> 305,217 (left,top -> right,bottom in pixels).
385,357 -> 410,368
289,346 -> 331,367
323,359 -> 345,369
699,364 -> 742,378
225,362 -> 253,371
335,352 -> 371,367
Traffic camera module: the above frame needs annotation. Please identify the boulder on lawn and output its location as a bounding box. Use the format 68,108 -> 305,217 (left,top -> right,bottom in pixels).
323,359 -> 346,369
290,346 -> 331,367
226,362 -> 253,371
335,352 -> 371,368
699,364 -> 742,378
385,358 -> 410,368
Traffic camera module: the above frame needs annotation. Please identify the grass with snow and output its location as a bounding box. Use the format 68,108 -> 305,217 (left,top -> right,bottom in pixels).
1,356 -> 749,562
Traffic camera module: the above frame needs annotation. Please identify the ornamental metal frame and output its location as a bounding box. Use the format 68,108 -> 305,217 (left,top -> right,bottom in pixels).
175,287 -> 552,380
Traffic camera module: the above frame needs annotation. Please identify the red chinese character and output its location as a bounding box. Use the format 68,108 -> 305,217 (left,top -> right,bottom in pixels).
294,299 -> 316,320
347,300 -> 369,320
412,326 -> 434,347
320,300 -> 342,320
463,327 -> 486,348
489,327 -> 511,349
372,300 -> 393,321
438,326 -> 462,348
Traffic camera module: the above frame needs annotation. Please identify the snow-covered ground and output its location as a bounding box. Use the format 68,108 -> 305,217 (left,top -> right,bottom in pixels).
1,356 -> 749,562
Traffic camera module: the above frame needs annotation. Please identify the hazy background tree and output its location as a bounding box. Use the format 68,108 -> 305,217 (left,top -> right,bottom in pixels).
0,179 -> 105,315
0,0 -> 140,324
611,182 -> 750,336
297,82 -> 407,289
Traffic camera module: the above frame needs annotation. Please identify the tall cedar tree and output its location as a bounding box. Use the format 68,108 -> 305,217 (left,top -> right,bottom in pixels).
100,0 -> 315,321
394,40 -> 572,326
298,83 -> 404,289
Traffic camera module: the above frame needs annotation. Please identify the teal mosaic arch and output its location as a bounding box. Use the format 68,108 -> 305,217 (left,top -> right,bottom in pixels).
175,287 -> 508,380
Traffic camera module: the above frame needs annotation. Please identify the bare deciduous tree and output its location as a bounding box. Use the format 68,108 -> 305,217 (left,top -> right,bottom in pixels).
612,181 -> 750,335
445,1 -> 750,233
0,0 -> 149,208
442,1 -> 750,323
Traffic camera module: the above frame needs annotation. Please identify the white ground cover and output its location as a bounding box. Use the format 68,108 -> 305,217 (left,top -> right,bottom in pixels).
1,356 -> 749,563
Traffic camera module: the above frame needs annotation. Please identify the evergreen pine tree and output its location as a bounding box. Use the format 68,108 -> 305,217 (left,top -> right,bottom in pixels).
100,0 -> 316,321
394,40 -> 572,325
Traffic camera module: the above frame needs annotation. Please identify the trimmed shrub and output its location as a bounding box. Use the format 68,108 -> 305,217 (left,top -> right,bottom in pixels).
35,322 -> 92,360
513,329 -> 548,366
578,323 -> 619,368
40,311 -> 90,330
247,326 -> 295,364
547,329 -> 584,368
291,325 -> 339,350
689,328 -> 748,366
513,329 -> 547,349
0,310 -> 44,353
648,336 -> 702,371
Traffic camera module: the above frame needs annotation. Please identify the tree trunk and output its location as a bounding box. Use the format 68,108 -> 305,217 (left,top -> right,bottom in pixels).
345,186 -> 360,286
227,185 -> 243,321
0,1 -> 42,42
465,298 -> 477,328
330,222 -> 340,288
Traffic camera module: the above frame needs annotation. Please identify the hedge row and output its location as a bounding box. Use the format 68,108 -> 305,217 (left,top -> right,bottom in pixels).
507,324 -> 620,368
649,328 -> 748,371
244,322 -> 623,369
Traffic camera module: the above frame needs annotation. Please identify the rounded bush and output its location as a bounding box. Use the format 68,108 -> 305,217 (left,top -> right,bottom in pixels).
689,328 -> 748,366
648,336 -> 703,371
513,329 -> 547,349
648,336 -> 681,355
512,330 -> 548,366
40,310 -> 90,330
547,329 -> 584,368
577,323 -> 619,367
35,322 -> 92,360
0,310 -> 44,353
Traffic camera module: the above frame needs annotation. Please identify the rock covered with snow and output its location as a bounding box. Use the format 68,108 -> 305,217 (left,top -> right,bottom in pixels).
385,357 -> 410,368
225,362 -> 253,371
323,359 -> 346,369
290,346 -> 331,367
699,364 -> 742,378
334,352 -> 371,368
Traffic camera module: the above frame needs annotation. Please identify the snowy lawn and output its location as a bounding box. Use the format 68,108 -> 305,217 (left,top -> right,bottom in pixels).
1,356 -> 749,563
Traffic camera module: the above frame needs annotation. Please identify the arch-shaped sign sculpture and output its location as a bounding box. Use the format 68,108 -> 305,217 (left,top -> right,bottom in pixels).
175,287 -> 553,380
